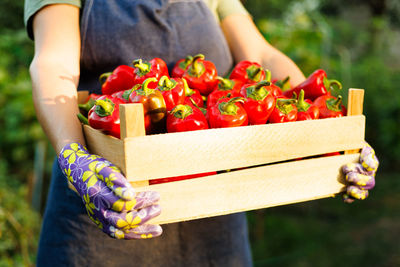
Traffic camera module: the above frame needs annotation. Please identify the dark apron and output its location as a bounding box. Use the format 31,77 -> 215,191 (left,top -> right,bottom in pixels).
37,1 -> 252,266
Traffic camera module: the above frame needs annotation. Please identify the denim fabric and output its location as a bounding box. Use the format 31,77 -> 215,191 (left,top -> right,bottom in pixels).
37,160 -> 252,266
78,0 -> 233,94
37,0 -> 252,266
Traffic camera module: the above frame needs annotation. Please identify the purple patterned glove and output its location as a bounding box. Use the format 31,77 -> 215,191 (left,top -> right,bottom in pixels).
342,143 -> 379,203
58,142 -> 162,239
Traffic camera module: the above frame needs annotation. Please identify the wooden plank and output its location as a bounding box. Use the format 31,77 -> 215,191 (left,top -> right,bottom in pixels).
137,153 -> 360,225
122,116 -> 365,181
120,104 -> 146,139
345,88 -> 364,154
83,125 -> 126,171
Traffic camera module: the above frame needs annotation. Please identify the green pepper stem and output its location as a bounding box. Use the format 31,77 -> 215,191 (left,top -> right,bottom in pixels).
265,69 -> 272,82
94,99 -> 115,117
247,66 -> 263,82
133,59 -> 150,73
171,104 -> 193,119
158,75 -> 176,90
142,77 -> 158,95
179,55 -> 193,69
183,78 -> 194,96
77,113 -> 89,125
216,76 -> 234,90
326,95 -> 343,112
296,89 -> 311,112
323,77 -> 342,94
99,72 -> 111,84
218,97 -> 244,115
277,98 -> 297,114
190,54 -> 205,77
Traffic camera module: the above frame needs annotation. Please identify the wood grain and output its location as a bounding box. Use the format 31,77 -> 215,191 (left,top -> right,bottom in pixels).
121,115 -> 365,181
119,104 -> 146,139
345,88 -> 365,154
136,153 -> 360,225
83,125 -> 126,171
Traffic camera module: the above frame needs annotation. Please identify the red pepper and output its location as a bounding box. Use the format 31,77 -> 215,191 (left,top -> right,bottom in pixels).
129,78 -> 167,134
206,77 -> 243,109
229,60 -> 266,84
240,80 -> 276,125
156,76 -> 185,112
183,78 -> 204,107
149,171 -> 217,185
295,89 -> 319,121
262,70 -> 283,98
111,85 -> 140,103
78,93 -> 102,113
88,95 -> 124,138
100,65 -> 136,95
132,58 -> 169,88
171,55 -> 193,78
283,69 -> 342,100
208,97 -> 248,128
167,104 -> 209,133
313,94 -> 344,118
182,54 -> 218,96
268,98 -> 298,123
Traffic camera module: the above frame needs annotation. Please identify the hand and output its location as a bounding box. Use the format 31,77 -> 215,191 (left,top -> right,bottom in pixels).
342,143 -> 379,203
58,143 -> 162,239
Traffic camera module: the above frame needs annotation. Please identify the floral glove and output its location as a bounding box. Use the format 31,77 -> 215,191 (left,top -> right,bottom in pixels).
58,142 -> 162,239
342,143 -> 379,203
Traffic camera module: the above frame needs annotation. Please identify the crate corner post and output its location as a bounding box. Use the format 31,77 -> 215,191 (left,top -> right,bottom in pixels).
119,103 -> 149,187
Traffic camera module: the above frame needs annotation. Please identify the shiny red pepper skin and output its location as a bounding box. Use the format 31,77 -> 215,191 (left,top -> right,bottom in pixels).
88,95 -> 124,138
208,97 -> 248,128
100,65 -> 136,95
149,171 -> 217,185
156,76 -> 185,112
313,94 -> 344,118
268,98 -> 298,123
229,61 -> 266,84
182,78 -> 204,107
283,69 -> 342,100
129,78 -> 167,134
167,104 -> 209,133
295,89 -> 320,121
206,77 -> 243,109
132,58 -> 169,88
240,81 -> 276,125
182,54 -> 218,96
171,55 -> 193,78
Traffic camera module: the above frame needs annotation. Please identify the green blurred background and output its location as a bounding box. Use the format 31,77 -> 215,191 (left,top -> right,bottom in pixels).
0,0 -> 399,266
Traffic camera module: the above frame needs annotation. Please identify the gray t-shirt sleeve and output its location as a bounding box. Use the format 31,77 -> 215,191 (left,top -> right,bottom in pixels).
24,0 -> 81,40
217,0 -> 249,21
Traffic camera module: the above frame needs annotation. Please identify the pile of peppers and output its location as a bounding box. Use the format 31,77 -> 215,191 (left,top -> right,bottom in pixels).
77,56 -> 348,183
79,56 -> 347,138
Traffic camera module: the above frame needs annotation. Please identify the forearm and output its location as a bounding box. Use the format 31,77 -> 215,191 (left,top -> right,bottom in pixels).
30,4 -> 82,155
260,46 -> 305,86
221,14 -> 305,86
30,58 -> 84,155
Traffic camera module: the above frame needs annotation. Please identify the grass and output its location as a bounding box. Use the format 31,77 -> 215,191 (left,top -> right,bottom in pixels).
247,172 -> 400,267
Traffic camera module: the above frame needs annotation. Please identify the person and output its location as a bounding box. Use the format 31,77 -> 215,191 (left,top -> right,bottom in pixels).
24,0 -> 379,266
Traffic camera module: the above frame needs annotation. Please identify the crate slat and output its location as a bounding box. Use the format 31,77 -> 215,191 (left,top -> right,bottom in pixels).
119,115 -> 365,181
138,153 -> 359,225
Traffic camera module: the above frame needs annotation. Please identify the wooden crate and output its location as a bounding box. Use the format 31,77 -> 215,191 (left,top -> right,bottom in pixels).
82,89 -> 365,224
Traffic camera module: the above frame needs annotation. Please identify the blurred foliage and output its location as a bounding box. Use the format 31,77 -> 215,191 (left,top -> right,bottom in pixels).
0,1 -> 44,264
245,0 -> 400,171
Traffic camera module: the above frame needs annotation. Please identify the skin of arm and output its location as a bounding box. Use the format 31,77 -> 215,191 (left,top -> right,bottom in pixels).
29,4 -> 84,155
221,14 -> 306,86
